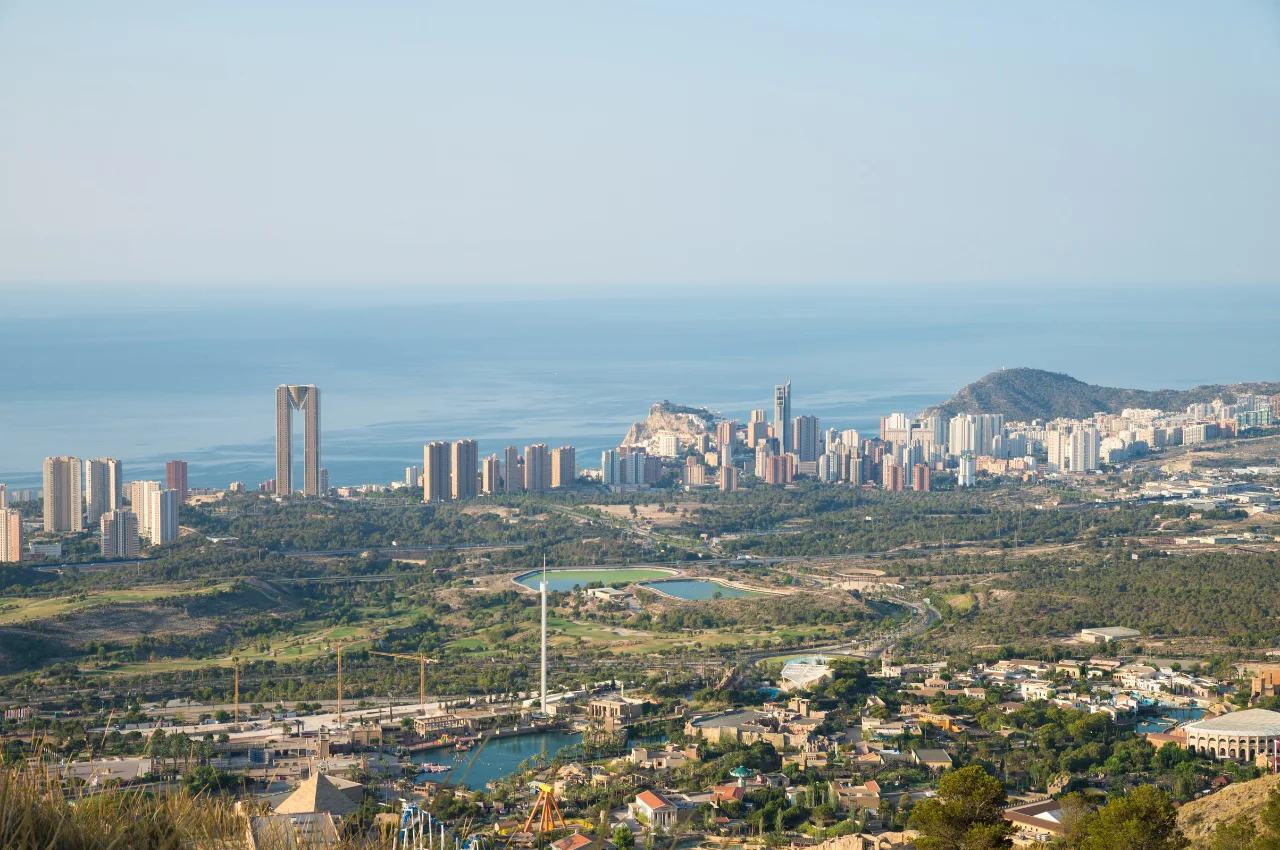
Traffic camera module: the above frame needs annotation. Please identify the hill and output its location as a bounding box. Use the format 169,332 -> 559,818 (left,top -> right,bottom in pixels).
620,401 -> 716,452
926,368 -> 1280,421
1178,771 -> 1280,847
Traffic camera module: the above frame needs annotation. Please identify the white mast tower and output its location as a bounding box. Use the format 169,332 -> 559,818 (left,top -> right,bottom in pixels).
540,555 -> 548,714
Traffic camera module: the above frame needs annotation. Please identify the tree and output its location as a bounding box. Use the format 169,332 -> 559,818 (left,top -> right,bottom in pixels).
910,765 -> 1015,850
1074,786 -> 1188,850
613,826 -> 635,849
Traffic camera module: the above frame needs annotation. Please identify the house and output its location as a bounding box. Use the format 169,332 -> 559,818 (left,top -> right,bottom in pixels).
1021,681 -> 1055,702
587,587 -> 630,602
711,783 -> 746,804
631,790 -> 677,831
551,833 -> 595,850
246,812 -> 340,850
1003,799 -> 1066,844
911,749 -> 953,771
828,778 -> 881,811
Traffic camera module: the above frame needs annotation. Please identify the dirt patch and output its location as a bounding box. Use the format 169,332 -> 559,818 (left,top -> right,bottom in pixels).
47,603 -> 221,644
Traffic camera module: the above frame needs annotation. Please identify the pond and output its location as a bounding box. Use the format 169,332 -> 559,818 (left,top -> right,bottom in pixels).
1136,706 -> 1206,734
514,568 -> 676,592
638,579 -> 760,600
412,730 -> 582,789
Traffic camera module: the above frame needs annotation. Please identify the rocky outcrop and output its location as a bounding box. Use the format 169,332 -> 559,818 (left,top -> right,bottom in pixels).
620,402 -> 716,453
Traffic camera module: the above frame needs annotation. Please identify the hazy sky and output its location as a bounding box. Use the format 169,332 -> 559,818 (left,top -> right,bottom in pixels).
1,2 -> 1278,290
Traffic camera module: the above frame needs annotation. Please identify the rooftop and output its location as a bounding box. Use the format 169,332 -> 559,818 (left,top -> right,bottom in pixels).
1184,709 -> 1280,736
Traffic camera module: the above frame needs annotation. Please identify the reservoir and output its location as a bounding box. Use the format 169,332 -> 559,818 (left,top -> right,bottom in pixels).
515,568 -> 675,592
639,579 -> 760,600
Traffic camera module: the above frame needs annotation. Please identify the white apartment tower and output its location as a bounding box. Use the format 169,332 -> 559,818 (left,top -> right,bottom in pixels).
84,458 -> 123,527
129,480 -> 161,538
275,384 -> 322,496
43,456 -> 83,533
148,489 -> 180,545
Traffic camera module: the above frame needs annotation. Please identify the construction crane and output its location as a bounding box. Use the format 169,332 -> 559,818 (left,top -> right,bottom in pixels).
370,651 -> 438,714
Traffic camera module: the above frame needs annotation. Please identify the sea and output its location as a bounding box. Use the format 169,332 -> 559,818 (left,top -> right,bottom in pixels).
2,284 -> 1278,490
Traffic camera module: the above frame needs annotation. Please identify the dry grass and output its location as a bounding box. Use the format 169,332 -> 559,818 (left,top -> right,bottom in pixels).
0,766 -> 395,850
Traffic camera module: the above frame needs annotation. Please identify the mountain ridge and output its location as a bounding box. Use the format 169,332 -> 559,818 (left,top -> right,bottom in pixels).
926,368 -> 1280,422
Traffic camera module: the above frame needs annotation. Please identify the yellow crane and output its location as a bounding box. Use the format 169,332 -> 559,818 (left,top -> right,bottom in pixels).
369,650 -> 438,714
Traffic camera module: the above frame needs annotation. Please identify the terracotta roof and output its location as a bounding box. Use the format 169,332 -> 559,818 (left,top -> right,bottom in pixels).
635,790 -> 675,810
553,833 -> 595,850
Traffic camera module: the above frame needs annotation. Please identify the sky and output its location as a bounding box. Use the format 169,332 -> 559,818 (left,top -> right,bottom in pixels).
1,1 -> 1278,292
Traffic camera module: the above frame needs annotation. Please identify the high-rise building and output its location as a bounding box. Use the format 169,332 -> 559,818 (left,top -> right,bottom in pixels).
275,384 -> 322,496
817,452 -> 841,482
601,449 -> 622,487
43,457 -> 83,533
840,429 -> 860,448
746,419 -> 770,449
503,446 -> 522,493
524,444 -> 550,493
751,409 -> 767,423
228,481 -> 246,493
100,510 -> 140,558
481,455 -> 501,495
957,454 -> 977,487
717,420 -> 737,469
148,489 -> 179,545
764,453 -> 794,486
773,382 -> 793,453
793,415 -> 820,463
165,460 -> 189,503
912,463 -> 932,492
0,508 -> 21,563
406,465 -> 424,487
129,480 -> 161,538
948,414 -> 977,457
0,484 -> 7,509
720,466 -> 737,492
451,440 -> 479,500
621,450 -> 646,486
550,447 -> 576,488
85,458 -> 122,526
423,441 -> 451,502
882,460 -> 905,492
656,434 -> 681,458
1067,427 -> 1100,472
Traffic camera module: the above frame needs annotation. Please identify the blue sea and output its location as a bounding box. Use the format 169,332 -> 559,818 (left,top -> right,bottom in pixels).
2,285 -> 1278,490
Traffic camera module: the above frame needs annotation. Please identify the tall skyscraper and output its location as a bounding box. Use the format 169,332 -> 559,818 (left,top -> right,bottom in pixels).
423,441 -> 451,502
503,446 -> 522,493
882,459 -> 905,491
601,449 -> 621,487
165,460 -> 189,503
43,457 -> 83,533
148,489 -> 179,545
750,409 -> 767,423
550,447 -> 576,488
481,455 -> 501,495
793,415 -> 820,463
0,483 -> 7,509
451,440 -> 479,500
773,381 -> 792,453
84,458 -> 122,527
912,463 -> 932,492
275,384 -> 322,496
406,465 -> 424,486
717,420 -> 737,469
957,454 -> 977,487
130,480 -> 161,538
100,510 -> 140,558
524,444 -> 550,493
0,508 -> 21,563
746,419 -> 770,449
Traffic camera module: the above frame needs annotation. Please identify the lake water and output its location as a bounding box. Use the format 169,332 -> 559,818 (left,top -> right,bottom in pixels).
1135,706 -> 1206,734
3,286 -> 1279,489
411,729 -> 582,789
639,579 -> 759,600
515,568 -> 675,592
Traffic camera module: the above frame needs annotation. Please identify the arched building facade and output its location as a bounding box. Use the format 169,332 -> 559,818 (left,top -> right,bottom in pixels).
1181,709 -> 1280,763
